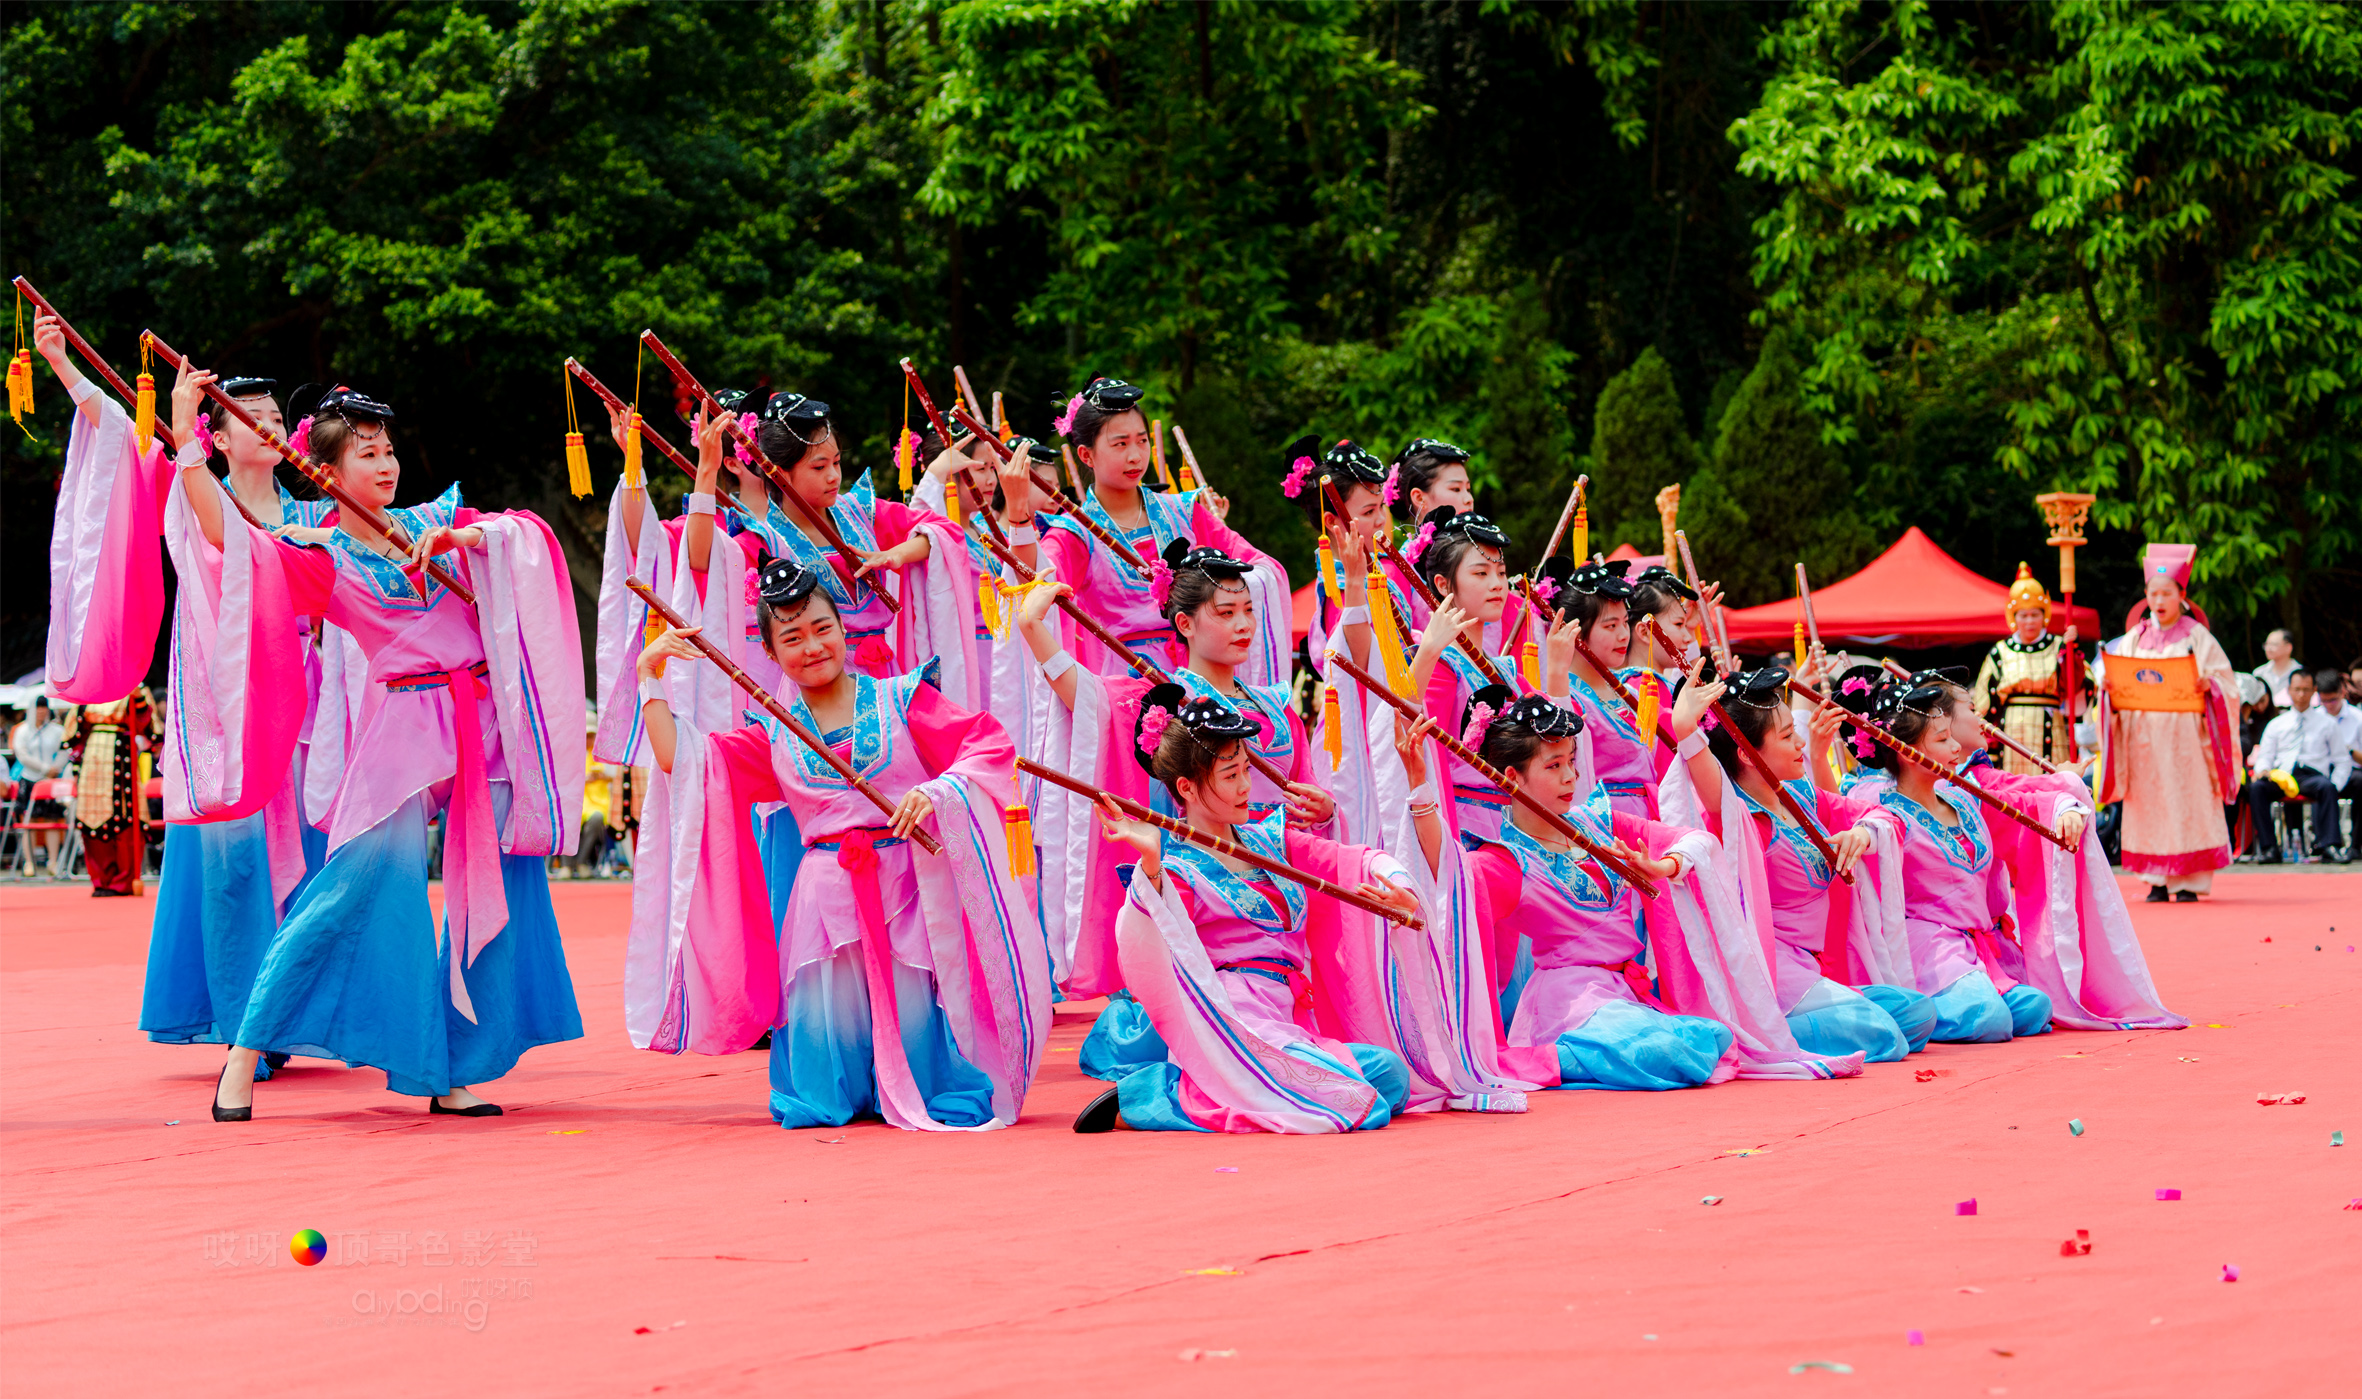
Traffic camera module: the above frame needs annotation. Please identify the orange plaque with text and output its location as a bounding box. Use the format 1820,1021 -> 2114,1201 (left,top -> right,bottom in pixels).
2105,652 -> 2204,713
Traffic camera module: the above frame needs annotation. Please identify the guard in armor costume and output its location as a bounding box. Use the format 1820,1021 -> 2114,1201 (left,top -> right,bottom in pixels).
1972,564 -> 2077,774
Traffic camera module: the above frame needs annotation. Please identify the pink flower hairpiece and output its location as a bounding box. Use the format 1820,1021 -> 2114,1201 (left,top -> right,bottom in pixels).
1281,456 -> 1316,499
733,412 -> 758,466
1841,676 -> 1870,696
1699,711 -> 1720,733
1462,702 -> 1496,749
194,411 -> 215,458
743,563 -> 761,609
288,415 -> 314,459
1138,706 -> 1172,755
1149,553 -> 1175,611
1531,575 -> 1558,607
1382,466 -> 1401,506
1053,393 -> 1084,439
1850,732 -> 1878,760
1404,521 -> 1438,565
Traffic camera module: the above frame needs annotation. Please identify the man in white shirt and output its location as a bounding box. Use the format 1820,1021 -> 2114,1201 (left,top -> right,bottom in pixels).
11,700 -> 69,873
2251,629 -> 2303,708
2317,673 -> 2361,863
2244,670 -> 2348,862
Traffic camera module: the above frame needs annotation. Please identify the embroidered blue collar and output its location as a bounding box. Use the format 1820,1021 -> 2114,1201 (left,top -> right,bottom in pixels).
1161,808 -> 1301,933
1739,778 -> 1834,887
1171,669 -> 1294,766
327,484 -> 463,610
1495,793 -> 1620,908
762,470 -> 880,610
1879,782 -> 1990,872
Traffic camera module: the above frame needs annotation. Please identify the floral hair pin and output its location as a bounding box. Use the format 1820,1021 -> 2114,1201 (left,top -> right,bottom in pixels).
194,411 -> 215,458
1052,392 -> 1084,439
1462,701 -> 1496,748
1148,553 -> 1175,611
1281,456 -> 1316,499
1381,466 -> 1401,506
1138,705 -> 1172,755
1404,520 -> 1438,565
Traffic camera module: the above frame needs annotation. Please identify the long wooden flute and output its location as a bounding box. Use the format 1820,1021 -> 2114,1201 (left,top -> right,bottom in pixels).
1326,652 -> 1661,896
969,514 -> 1296,793
1876,657 -> 2064,776
1791,682 -> 2076,851
1540,473 -> 1589,563
141,330 -> 474,604
1635,617 -> 1852,883
565,357 -> 695,479
640,332 -> 897,614
1015,756 -> 1421,929
12,278 -> 276,537
626,576 -> 942,856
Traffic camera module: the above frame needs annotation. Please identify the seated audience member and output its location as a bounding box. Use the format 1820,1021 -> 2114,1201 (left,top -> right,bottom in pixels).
2315,673 -> 2360,863
2244,670 -> 2347,863
2252,629 -> 2303,708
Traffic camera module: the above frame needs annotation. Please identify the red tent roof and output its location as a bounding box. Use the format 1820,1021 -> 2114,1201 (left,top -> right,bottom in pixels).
1719,526 -> 2099,650
1292,581 -> 1316,643
1605,543 -> 1664,569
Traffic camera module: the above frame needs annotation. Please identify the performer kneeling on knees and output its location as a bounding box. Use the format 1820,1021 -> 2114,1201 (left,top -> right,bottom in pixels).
1072,689 -> 1433,1134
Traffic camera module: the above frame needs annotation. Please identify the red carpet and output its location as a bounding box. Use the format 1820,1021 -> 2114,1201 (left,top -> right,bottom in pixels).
4,872 -> 2355,1396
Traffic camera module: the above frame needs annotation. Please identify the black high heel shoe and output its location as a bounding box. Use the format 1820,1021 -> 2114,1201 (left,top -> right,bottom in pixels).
1072,1087 -> 1122,1133
211,1061 -> 252,1123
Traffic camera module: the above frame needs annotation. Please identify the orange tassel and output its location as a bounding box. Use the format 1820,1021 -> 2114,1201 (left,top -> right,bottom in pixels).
134,371 -> 156,454
1318,534 -> 1340,605
1520,640 -> 1541,690
1004,804 -> 1036,878
565,431 -> 591,497
1322,683 -> 1344,772
1571,504 -> 1589,562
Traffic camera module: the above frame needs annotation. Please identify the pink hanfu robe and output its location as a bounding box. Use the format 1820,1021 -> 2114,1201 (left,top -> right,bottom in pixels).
2094,614 -> 2241,892
626,662 -> 1050,1131
1876,783 -> 2056,1043
1041,487 -> 1291,688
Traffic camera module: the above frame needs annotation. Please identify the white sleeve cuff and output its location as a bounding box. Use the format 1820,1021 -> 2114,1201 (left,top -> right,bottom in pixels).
1677,726 -> 1711,760
637,672 -> 668,705
1041,650 -> 1077,683
684,492 -> 717,517
67,376 -> 101,406
1337,604 -> 1372,626
174,438 -> 209,470
1002,523 -> 1039,546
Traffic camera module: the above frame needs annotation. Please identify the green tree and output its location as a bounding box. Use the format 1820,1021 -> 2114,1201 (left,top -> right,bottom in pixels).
1731,0 -> 2362,656
1585,346 -> 1702,556
1682,328 -> 1875,607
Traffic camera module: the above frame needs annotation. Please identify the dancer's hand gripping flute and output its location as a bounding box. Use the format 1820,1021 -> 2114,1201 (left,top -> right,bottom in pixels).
141,329 -> 473,604
1326,652 -> 1662,898
1318,475 -> 1510,691
640,331 -> 898,614
626,575 -> 942,856
1016,758 -> 1421,929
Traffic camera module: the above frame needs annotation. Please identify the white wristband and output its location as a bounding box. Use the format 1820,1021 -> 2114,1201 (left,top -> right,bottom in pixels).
637,672 -> 668,705
685,492 -> 717,517
1002,523 -> 1039,546
1677,726 -> 1711,760
1338,604 -> 1372,626
174,438 -> 208,470
67,376 -> 100,406
1041,650 -> 1077,682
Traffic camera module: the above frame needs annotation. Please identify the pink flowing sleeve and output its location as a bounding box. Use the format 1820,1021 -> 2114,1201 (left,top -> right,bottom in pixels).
907,680 -> 1016,785
46,393 -> 175,703
1189,498 -> 1270,568
872,498 -> 956,547
1468,844 -> 1525,1014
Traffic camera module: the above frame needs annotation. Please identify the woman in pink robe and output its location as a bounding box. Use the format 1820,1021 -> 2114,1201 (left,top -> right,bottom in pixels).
633,558 -> 1049,1132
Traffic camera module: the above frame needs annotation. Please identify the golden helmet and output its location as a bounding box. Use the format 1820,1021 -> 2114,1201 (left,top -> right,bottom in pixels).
2004,562 -> 2052,625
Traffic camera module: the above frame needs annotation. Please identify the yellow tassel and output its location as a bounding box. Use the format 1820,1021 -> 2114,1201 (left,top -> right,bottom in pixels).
1520,640 -> 1541,690
134,371 -> 156,454
980,575 -> 1003,637
642,605 -> 668,678
1571,504 -> 1588,562
7,348 -> 31,423
1793,622 -> 1806,673
1318,534 -> 1341,606
621,409 -> 644,488
945,475 -> 964,528
1004,805 -> 1036,878
565,431 -> 592,497
1636,676 -> 1660,746
1370,569 -> 1414,698
897,426 -> 916,495
1322,683 -> 1344,772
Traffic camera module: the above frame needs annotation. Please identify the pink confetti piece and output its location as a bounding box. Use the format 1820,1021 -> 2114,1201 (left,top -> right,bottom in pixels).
2155,1188 -> 2182,1201
2059,1229 -> 2092,1257
1958,1286 -> 1985,1294
2220,1264 -> 2239,1282
2344,1199 -> 2362,1211
1907,1329 -> 1924,1346
1956,1199 -> 1979,1216
1214,1166 -> 1238,1173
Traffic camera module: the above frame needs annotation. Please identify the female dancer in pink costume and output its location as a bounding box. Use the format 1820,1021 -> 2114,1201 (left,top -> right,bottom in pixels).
632,556 -> 1049,1131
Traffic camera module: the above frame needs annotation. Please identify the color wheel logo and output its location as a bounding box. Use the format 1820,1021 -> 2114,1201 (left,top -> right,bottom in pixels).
290,1229 -> 327,1266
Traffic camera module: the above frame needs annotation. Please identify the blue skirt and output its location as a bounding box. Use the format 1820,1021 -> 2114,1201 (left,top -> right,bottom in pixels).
768,947 -> 996,1129
140,816 -> 328,1047
1114,1042 -> 1410,1133
1078,990 -> 1170,1081
1551,999 -> 1731,1090
1857,982 -> 1938,1054
1926,970 -> 2054,1044
1787,981 -> 1917,1064
235,793 -> 582,1097
756,804 -> 802,937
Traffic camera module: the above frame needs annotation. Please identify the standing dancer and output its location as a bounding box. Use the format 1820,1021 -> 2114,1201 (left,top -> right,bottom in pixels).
1388,437 -> 1476,523
909,426 -> 1047,740
1069,690 -> 1434,1133
1036,377 -> 1290,686
1831,677 -> 2054,1043
32,316 -> 336,1063
2093,543 -> 2242,901
1664,665 -> 1935,1060
172,384 -> 585,1120
632,560 -> 1048,1131
1291,438 -> 1401,672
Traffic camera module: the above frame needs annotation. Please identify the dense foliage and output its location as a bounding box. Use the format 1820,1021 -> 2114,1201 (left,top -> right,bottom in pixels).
6,0 -> 2355,683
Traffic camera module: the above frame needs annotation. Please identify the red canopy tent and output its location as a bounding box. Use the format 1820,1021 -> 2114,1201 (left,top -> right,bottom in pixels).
1718,526 -> 2098,651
